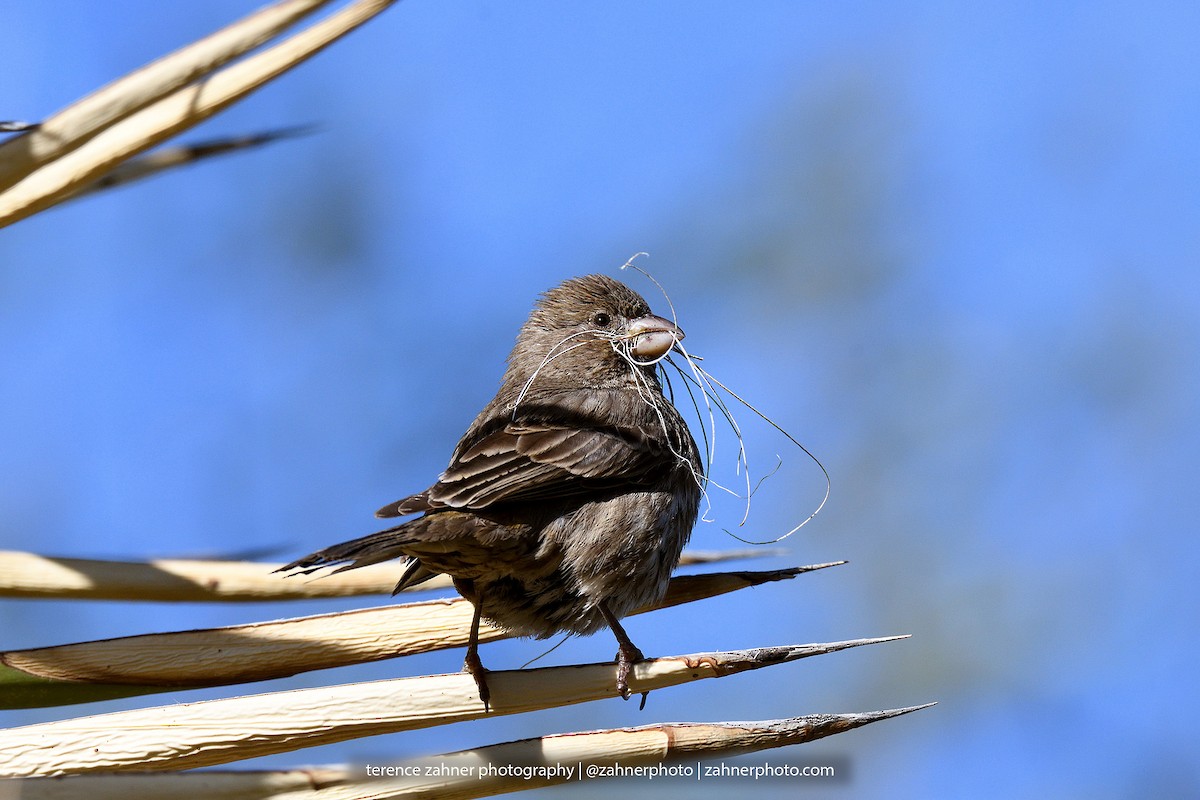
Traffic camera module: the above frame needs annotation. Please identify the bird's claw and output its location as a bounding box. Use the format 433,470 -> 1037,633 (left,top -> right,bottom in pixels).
463,650 -> 491,713
614,641 -> 645,701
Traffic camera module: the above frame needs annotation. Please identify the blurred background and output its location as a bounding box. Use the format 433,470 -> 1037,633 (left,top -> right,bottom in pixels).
2,1 -> 1198,797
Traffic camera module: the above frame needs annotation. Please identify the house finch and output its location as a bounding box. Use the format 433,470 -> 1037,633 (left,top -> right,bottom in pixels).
281,274 -> 702,709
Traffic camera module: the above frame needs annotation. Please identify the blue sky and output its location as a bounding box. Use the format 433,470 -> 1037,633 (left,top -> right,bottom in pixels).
2,2 -> 1199,797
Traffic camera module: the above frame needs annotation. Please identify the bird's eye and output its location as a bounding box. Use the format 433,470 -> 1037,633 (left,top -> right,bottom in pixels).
591,312 -> 612,327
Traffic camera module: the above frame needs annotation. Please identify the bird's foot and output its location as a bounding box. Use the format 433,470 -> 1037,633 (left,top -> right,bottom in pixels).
463,650 -> 491,713
614,641 -> 647,706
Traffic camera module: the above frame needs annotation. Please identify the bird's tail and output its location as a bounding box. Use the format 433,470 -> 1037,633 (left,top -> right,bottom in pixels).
276,519 -> 438,592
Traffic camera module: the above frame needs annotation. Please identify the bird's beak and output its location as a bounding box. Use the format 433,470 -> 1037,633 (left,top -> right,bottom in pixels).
625,314 -> 684,360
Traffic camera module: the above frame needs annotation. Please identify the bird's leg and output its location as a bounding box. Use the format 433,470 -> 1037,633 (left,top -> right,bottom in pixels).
599,601 -> 648,707
463,597 -> 491,712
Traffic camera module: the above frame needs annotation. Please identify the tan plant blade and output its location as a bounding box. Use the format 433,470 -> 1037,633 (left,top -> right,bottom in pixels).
3,769 -> 348,800
0,638 -> 906,777
0,550 -> 421,601
0,0 -> 398,227
0,565 -> 842,708
4,706 -> 935,799
392,706 -> 935,799
66,127 -> 314,201
0,548 -> 788,601
0,0 -> 334,190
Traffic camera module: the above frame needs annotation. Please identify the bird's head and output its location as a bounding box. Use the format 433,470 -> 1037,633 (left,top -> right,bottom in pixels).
508,274 -> 684,392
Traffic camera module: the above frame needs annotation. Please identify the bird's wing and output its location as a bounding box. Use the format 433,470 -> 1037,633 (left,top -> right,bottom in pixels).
375,388 -> 693,518
426,418 -> 675,510
375,490 -> 436,518
373,422 -> 665,517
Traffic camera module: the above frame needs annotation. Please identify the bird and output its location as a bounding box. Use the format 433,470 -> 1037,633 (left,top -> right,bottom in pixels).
279,274 -> 702,710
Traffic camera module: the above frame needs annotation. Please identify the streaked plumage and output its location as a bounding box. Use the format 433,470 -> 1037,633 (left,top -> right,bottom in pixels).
281,274 -> 701,708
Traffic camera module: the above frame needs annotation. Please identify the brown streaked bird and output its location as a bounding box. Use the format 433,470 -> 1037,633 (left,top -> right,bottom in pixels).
280,274 -> 702,709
